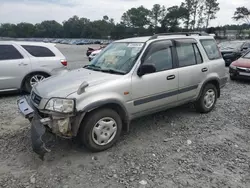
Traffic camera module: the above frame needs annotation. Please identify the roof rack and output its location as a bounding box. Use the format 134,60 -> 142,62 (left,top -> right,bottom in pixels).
149,32 -> 209,40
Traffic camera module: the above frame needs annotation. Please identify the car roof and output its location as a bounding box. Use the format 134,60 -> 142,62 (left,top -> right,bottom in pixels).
0,40 -> 56,47
115,35 -> 214,43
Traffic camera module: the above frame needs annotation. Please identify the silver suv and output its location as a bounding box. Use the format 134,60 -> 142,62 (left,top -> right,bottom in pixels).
18,33 -> 227,159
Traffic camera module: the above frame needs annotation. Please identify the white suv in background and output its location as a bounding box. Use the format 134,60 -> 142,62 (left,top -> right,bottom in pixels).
0,41 -> 68,93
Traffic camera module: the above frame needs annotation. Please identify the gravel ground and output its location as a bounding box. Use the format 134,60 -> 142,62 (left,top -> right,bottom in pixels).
1,45 -> 250,187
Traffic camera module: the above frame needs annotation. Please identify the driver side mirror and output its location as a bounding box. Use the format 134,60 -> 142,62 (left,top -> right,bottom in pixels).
137,64 -> 156,77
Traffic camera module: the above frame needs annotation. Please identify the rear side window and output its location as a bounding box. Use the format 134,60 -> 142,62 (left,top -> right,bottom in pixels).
200,39 -> 221,60
22,45 -> 55,57
176,43 -> 196,67
0,45 -> 23,60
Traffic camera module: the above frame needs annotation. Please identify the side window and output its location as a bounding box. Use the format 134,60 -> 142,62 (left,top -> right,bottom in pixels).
21,45 -> 55,57
176,43 -> 196,67
200,39 -> 221,60
0,45 -> 23,60
193,44 -> 203,64
143,41 -> 173,72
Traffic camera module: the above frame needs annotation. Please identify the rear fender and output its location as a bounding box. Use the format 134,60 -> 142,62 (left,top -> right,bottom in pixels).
196,76 -> 221,99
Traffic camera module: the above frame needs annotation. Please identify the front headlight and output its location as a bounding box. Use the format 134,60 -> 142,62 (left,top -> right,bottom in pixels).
45,98 -> 75,113
229,64 -> 237,69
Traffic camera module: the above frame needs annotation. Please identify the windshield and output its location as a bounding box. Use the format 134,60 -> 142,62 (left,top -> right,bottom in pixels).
243,51 -> 250,59
85,42 -> 144,74
219,41 -> 244,50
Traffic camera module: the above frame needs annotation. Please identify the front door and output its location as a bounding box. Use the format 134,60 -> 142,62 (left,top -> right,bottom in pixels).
0,44 -> 31,90
131,40 -> 179,115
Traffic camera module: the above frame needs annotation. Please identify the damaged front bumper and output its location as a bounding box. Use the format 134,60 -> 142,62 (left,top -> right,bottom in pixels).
17,96 -> 81,159
30,114 -> 51,159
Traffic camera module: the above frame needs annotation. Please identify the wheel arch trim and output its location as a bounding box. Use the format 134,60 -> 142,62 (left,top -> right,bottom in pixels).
72,99 -> 130,136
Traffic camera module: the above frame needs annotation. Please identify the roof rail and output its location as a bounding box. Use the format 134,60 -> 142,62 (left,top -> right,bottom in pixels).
149,32 -> 209,40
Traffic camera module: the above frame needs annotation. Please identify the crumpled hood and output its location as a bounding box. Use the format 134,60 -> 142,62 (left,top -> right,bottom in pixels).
33,68 -> 121,98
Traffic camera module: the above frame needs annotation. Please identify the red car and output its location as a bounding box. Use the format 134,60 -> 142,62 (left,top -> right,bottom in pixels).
86,47 -> 99,57
229,50 -> 250,80
86,45 -> 108,57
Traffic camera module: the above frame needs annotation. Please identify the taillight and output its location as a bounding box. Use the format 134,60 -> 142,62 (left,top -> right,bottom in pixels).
61,59 -> 67,66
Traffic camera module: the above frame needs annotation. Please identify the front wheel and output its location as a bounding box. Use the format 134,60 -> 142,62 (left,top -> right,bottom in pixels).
79,108 -> 122,152
195,84 -> 218,113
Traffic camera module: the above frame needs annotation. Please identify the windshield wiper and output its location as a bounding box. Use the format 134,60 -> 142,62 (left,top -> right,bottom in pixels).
83,64 -> 102,71
100,68 -> 126,75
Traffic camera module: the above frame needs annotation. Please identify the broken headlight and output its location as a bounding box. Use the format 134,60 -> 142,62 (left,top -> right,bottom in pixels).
45,98 -> 75,113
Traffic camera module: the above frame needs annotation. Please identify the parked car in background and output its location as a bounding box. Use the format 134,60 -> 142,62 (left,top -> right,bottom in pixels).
69,40 -> 79,45
0,41 -> 68,93
86,47 -> 96,57
17,32 -> 227,158
219,40 -> 250,66
59,39 -> 70,44
88,49 -> 102,61
229,50 -> 250,80
94,40 -> 101,44
53,39 -> 63,43
76,40 -> 89,45
87,45 -> 108,61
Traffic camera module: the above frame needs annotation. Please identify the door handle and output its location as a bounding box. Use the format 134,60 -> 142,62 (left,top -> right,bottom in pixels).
167,75 -> 175,80
18,62 -> 28,66
202,68 -> 208,72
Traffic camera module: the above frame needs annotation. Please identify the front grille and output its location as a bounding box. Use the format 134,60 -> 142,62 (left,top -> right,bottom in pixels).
237,67 -> 250,73
31,91 -> 42,106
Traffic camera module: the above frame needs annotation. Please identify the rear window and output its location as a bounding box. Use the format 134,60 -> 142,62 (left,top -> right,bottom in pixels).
22,45 -> 55,57
200,39 -> 221,60
0,45 -> 23,60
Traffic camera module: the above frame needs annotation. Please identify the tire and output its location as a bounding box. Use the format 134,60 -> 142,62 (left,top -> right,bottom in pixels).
79,108 -> 122,152
24,73 -> 49,93
195,84 -> 218,113
230,75 -> 236,80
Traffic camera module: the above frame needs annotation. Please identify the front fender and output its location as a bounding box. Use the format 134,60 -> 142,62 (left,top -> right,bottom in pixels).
76,91 -> 130,113
80,98 -> 128,115
71,94 -> 131,135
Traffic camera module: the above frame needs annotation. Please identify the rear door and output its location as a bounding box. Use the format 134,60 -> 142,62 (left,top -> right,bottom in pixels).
21,44 -> 65,71
175,39 -> 208,101
0,44 -> 31,90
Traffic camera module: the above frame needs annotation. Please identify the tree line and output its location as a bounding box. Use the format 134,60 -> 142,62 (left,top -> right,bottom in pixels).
0,0 -> 249,39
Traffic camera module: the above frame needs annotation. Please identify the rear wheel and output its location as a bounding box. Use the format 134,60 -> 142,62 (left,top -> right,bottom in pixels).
195,84 -> 218,113
79,108 -> 122,152
24,73 -> 49,93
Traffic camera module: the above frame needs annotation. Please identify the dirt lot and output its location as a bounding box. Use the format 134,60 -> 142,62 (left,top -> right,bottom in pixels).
1,45 -> 250,188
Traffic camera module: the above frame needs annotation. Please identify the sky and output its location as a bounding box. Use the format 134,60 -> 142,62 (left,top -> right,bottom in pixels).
0,0 -> 249,26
